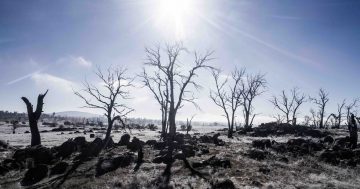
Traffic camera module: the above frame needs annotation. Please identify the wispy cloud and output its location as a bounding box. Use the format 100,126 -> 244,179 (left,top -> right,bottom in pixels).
31,73 -> 75,93
6,69 -> 46,85
57,56 -> 92,68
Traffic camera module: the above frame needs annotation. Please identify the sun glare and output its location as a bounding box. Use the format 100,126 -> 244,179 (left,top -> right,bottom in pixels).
155,0 -> 195,40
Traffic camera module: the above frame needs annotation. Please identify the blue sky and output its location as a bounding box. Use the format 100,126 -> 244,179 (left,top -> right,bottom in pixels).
0,0 -> 359,123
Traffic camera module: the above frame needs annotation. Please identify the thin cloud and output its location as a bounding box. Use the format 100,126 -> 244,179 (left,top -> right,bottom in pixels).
72,56 -> 92,67
6,69 -> 45,85
31,73 -> 76,93
56,56 -> 92,68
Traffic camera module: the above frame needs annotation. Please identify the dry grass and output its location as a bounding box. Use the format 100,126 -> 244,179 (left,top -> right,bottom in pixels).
1,133 -> 360,189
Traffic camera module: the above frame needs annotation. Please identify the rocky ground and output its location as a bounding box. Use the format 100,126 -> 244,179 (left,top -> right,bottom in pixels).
1,123 -> 360,189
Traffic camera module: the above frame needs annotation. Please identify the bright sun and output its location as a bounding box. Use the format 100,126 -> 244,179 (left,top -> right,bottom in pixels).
155,0 -> 195,40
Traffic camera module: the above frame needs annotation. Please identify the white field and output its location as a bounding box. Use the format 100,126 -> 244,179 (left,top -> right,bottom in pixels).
0,122 -> 226,148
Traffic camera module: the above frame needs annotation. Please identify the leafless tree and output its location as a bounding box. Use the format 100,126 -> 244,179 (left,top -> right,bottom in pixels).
75,66 -> 133,148
309,108 -> 320,128
345,98 -> 359,125
309,88 -> 329,129
270,90 -> 294,124
303,115 -> 311,126
241,72 -> 266,128
210,68 -> 245,138
270,88 -> 306,125
291,88 -> 307,125
272,114 -> 285,124
332,99 -> 346,128
144,43 -> 214,137
140,68 -> 169,134
21,90 -> 48,146
186,115 -> 195,135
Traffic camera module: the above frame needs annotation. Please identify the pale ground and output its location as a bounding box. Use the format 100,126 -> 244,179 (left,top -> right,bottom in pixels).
1,122 -> 360,189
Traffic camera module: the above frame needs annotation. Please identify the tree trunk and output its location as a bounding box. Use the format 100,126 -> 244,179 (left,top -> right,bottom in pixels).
103,117 -> 113,148
168,111 -> 176,136
244,111 -> 250,128
319,112 -> 324,129
162,120 -> 167,134
21,90 -> 48,146
27,115 -> 41,146
227,126 -> 233,138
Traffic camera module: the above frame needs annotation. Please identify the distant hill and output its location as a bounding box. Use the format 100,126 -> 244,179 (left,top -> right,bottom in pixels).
54,111 -> 103,118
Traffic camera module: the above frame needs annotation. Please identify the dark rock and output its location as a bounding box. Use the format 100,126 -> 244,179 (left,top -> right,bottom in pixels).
193,156 -> 231,169
50,162 -> 68,175
287,138 -> 307,146
76,138 -> 103,160
21,164 -> 48,186
51,127 -> 75,132
73,137 -> 87,148
259,167 -> 270,174
212,179 -> 235,189
55,139 -> 77,159
152,156 -> 164,164
90,134 -> 95,138
278,156 -> 289,163
181,145 -> 195,157
213,133 -> 225,146
96,153 -> 134,176
319,150 -> 339,165
252,180 -> 263,187
13,145 -> 54,165
25,131 -> 30,133
127,137 -> 144,152
338,149 -> 355,159
247,149 -> 267,161
252,139 -> 272,149
271,143 -> 287,153
154,141 -> 166,150
0,140 -> 8,148
323,135 -> 334,144
3,158 -> 22,170
199,135 -> 213,143
252,123 -> 330,138
0,165 -> 9,175
145,140 -> 157,146
199,145 -> 210,155
118,134 -> 131,146
333,137 -> 350,149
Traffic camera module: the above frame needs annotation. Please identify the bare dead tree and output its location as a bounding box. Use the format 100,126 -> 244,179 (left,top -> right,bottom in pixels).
210,68 -> 245,138
309,88 -> 329,129
345,98 -> 359,125
272,114 -> 285,124
333,99 -> 346,128
140,67 -> 169,135
270,88 -> 306,125
324,113 -> 337,129
144,43 -> 214,137
291,88 -> 307,125
21,90 -> 49,146
75,66 -> 133,148
270,90 -> 294,124
186,115 -> 195,135
241,72 -> 266,128
309,108 -> 320,128
303,115 -> 311,126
